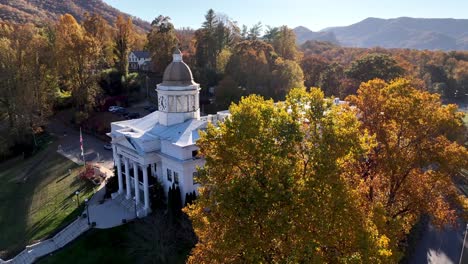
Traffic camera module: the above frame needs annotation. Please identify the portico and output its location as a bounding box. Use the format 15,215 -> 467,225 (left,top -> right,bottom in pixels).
111,144 -> 156,216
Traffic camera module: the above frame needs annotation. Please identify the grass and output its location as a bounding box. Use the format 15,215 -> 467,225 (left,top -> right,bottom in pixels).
0,140 -> 94,259
38,211 -> 196,264
37,225 -> 132,264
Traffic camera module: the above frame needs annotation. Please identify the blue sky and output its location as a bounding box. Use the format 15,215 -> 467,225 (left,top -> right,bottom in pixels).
104,0 -> 467,31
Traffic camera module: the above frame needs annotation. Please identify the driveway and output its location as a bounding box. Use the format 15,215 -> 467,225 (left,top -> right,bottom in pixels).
47,116 -> 114,169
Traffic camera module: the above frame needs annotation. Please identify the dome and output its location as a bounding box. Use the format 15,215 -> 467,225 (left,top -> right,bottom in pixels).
161,49 -> 196,86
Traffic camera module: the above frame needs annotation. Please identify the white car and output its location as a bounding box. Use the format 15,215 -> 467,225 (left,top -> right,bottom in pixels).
108,106 -> 124,112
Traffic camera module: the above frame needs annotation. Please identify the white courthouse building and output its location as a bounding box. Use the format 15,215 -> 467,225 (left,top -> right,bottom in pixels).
109,49 -> 229,217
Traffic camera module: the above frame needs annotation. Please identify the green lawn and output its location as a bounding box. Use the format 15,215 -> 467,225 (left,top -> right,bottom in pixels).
0,141 -> 94,259
38,212 -> 196,264
38,225 -> 132,264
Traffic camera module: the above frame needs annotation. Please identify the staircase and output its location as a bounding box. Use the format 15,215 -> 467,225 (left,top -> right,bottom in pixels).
111,193 -> 150,217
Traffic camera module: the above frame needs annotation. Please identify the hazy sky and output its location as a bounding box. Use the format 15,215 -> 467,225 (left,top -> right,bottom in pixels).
103,0 -> 467,31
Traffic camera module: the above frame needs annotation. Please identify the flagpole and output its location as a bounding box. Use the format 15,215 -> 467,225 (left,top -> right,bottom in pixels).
80,127 -> 86,166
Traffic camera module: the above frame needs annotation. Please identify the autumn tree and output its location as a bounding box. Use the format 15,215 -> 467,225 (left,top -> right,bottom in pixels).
318,62 -> 344,97
301,54 -> 328,88
269,25 -> 300,61
346,78 -> 468,260
55,14 -> 102,112
0,23 -> 57,147
147,15 -> 178,74
221,40 -> 276,97
113,14 -> 134,79
83,13 -> 113,69
345,53 -> 405,84
271,57 -> 304,99
186,91 -> 391,263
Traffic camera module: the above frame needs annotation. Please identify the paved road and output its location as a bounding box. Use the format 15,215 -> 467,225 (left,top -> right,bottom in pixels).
410,221 -> 466,264
47,117 -> 114,169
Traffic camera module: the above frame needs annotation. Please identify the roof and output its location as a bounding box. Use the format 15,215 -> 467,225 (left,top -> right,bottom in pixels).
161,50 -> 197,87
131,51 -> 150,59
148,119 -> 207,147
111,111 -> 208,153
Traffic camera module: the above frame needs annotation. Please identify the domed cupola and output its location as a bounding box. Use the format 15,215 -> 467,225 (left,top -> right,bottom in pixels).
161,49 -> 196,87
156,48 -> 201,126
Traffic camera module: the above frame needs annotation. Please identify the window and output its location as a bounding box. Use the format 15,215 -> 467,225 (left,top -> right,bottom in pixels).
192,150 -> 199,158
174,171 -> 179,184
167,168 -> 172,182
193,171 -> 199,185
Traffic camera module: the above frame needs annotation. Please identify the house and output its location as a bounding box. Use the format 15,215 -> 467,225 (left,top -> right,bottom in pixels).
109,49 -> 229,217
129,51 -> 151,71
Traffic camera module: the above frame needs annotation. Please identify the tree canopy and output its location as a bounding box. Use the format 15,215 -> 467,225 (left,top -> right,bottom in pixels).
186,78 -> 467,263
147,15 -> 178,74
186,91 -> 392,263
345,53 -> 405,83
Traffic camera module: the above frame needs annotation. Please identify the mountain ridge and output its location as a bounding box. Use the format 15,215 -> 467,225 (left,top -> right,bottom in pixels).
0,0 -> 151,32
296,17 -> 468,51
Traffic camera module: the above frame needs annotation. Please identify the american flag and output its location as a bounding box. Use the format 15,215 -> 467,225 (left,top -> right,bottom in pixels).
80,127 -> 85,163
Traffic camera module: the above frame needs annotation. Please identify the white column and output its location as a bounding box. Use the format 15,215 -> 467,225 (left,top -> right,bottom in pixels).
133,162 -> 140,205
143,165 -> 150,210
124,158 -> 131,199
112,144 -> 118,165
116,155 -> 123,194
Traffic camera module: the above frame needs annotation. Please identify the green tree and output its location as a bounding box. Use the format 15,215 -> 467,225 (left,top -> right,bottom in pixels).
247,22 -> 262,40
345,53 -> 404,83
318,62 -> 344,97
147,15 -> 178,74
222,40 -> 276,97
271,57 -> 304,99
270,25 -> 300,61
194,9 -> 239,87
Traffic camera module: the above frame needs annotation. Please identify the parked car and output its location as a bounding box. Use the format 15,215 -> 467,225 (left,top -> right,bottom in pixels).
108,106 -> 124,112
126,112 -> 141,119
103,144 -> 112,150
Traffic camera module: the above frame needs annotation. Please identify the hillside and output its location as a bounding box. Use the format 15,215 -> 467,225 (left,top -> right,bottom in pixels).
293,26 -> 338,44
0,0 -> 151,32
321,17 -> 468,51
297,17 -> 468,51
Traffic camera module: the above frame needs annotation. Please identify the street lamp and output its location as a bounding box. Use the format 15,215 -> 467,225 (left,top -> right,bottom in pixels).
84,198 -> 91,225
75,190 -> 80,208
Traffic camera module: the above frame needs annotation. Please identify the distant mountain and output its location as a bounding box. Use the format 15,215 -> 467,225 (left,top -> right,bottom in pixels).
0,0 -> 151,32
321,17 -> 468,51
293,26 -> 338,44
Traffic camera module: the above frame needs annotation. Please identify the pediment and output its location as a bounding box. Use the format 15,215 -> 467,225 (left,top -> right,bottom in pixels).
113,136 -> 138,152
